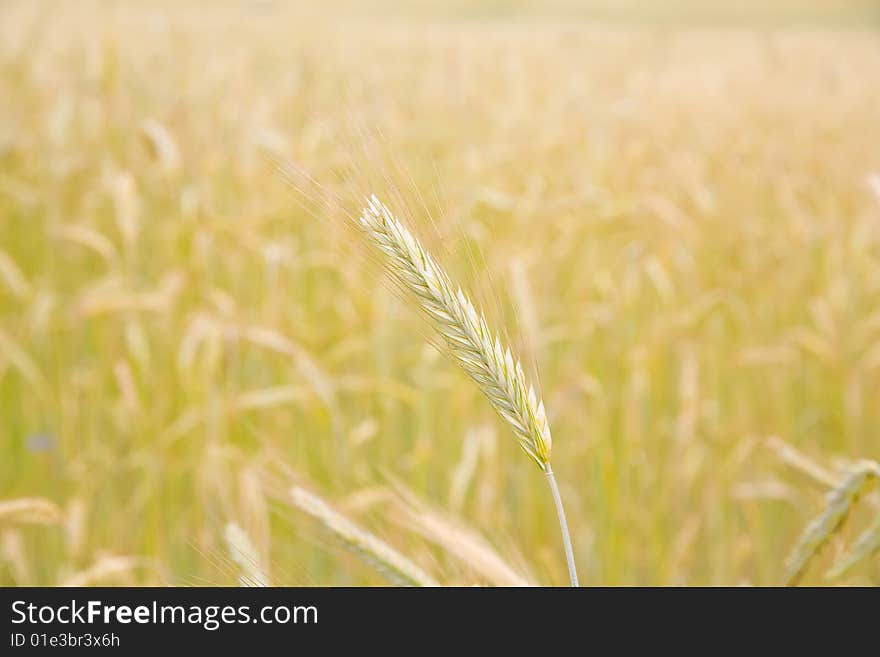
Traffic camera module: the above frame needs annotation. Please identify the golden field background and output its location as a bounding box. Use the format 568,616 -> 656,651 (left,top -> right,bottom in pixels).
1,0 -> 879,586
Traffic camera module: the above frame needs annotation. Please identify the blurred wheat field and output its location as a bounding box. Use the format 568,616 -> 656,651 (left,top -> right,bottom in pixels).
1,0 -> 880,586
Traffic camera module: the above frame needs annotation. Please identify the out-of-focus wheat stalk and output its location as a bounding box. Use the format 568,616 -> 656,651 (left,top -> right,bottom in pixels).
357,195 -> 578,586
290,486 -> 438,587
784,460 -> 880,585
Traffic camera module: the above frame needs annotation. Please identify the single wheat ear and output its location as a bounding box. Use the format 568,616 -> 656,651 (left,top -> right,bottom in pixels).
290,486 -> 438,587
0,497 -> 63,525
357,195 -> 578,586
224,522 -> 270,587
825,514 -> 880,580
784,460 -> 880,585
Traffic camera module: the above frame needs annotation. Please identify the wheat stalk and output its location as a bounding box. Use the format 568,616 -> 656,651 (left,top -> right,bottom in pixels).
784,460 -> 880,585
358,195 -> 578,586
290,486 -> 438,587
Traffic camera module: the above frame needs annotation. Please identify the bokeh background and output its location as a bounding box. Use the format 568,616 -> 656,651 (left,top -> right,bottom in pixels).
1,0 -> 879,586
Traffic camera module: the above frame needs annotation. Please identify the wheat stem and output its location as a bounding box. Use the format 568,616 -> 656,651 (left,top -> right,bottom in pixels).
547,466 -> 579,587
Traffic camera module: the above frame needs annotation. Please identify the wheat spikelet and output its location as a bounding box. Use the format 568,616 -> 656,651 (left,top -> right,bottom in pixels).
358,195 -> 552,470
290,486 -> 438,587
784,460 -> 880,585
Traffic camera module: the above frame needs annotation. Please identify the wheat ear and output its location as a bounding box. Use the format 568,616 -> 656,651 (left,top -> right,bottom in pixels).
358,195 -> 578,586
388,477 -> 534,586
290,486 -> 438,587
784,460 -> 880,585
0,498 -> 62,525
825,514 -> 880,580
224,522 -> 270,587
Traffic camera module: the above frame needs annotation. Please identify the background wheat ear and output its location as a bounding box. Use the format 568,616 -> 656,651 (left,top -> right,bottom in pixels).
825,514 -> 880,580
357,195 -> 578,586
0,498 -> 63,526
224,522 -> 270,587
386,475 -> 535,587
784,460 -> 880,585
290,486 -> 438,587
